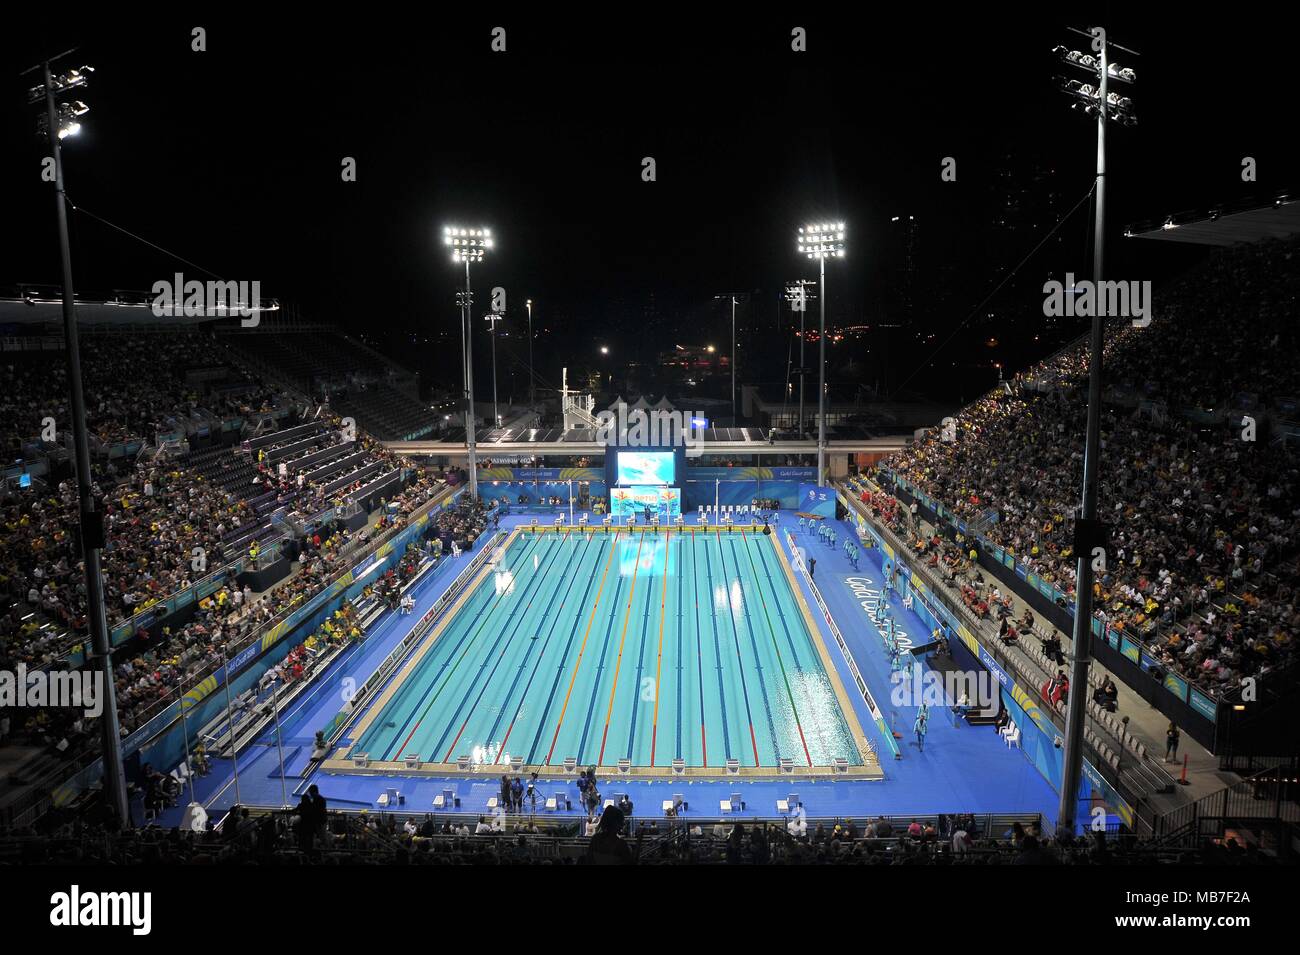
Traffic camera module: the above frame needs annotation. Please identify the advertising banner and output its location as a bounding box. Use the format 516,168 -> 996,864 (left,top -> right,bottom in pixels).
798,483 -> 837,518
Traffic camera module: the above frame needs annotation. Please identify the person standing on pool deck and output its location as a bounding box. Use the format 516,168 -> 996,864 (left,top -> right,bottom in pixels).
808,557 -> 816,579
914,710 -> 928,752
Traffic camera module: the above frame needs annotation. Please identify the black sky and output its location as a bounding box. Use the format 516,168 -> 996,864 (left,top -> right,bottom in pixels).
3,6 -> 1296,402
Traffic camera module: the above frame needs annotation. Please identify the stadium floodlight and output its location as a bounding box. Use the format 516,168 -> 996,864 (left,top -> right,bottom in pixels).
444,224 -> 494,496
794,221 -> 846,486
35,100 -> 89,139
26,64 -> 93,104
796,223 -> 846,260
444,226 -> 492,263
21,50 -> 130,828
1051,27 -> 1139,841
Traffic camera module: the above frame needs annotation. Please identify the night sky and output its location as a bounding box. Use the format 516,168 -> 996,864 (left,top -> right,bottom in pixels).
4,6 -> 1295,405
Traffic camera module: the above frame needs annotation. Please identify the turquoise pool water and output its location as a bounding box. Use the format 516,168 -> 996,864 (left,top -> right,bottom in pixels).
351,528 -> 862,769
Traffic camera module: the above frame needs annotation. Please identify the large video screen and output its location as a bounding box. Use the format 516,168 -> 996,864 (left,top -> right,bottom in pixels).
610,486 -> 682,520
616,450 -> 675,486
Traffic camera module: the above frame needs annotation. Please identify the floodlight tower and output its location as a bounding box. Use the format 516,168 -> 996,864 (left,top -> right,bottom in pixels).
525,298 -> 535,418
23,53 -> 130,827
785,279 -> 817,435
484,310 -> 502,428
444,226 -> 493,497
1053,28 -> 1138,838
796,223 -> 846,486
713,293 -> 747,424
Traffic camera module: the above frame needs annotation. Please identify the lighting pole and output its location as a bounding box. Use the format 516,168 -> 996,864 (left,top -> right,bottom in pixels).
526,298 -> 535,419
25,55 -> 130,827
714,293 -> 746,425
444,226 -> 493,498
485,311 -> 502,428
797,223 -> 845,487
1053,29 -> 1137,838
785,280 -> 816,436
730,297 -> 736,422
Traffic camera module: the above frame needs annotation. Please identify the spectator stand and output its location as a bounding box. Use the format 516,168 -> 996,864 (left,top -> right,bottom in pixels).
837,478 -> 1177,820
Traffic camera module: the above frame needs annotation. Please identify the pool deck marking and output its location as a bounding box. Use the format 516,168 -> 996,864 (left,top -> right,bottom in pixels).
711,528 -> 762,766
596,532 -> 646,765
649,530 -> 670,765
770,530 -> 879,771
437,530 -> 569,762
346,528 -> 526,758
491,532 -> 598,763
390,531 -> 546,761
544,529 -> 621,765
738,531 -> 814,766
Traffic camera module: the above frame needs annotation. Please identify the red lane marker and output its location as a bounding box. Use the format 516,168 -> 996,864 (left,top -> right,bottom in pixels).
749,724 -> 760,766
395,720 -> 424,762
494,719 -> 517,765
442,717 -> 472,764
701,725 -> 708,766
797,724 -> 813,766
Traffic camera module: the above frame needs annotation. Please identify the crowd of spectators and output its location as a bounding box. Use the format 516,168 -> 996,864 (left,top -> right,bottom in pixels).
1,331 -> 282,455
0,807 -> 1277,866
879,237 -> 1300,697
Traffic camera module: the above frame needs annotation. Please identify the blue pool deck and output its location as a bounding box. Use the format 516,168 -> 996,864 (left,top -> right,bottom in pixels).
151,514 -> 1058,829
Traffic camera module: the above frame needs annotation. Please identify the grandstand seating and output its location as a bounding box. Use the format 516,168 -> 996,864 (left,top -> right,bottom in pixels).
877,235 -> 1300,701
841,475 -> 1177,797
222,327 -> 444,440
0,322 -> 453,787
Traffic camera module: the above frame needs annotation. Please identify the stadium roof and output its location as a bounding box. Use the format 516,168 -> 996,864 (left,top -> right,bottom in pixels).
1124,193 -> 1299,246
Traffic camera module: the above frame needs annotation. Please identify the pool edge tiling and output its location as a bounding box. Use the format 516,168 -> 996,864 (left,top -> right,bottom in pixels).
324,525 -> 883,781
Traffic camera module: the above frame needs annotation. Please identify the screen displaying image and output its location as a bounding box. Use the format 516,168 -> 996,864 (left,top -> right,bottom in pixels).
616,450 -> 675,485
610,485 -> 682,520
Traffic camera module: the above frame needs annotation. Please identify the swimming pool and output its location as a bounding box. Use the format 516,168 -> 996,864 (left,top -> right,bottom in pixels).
343,527 -> 875,775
